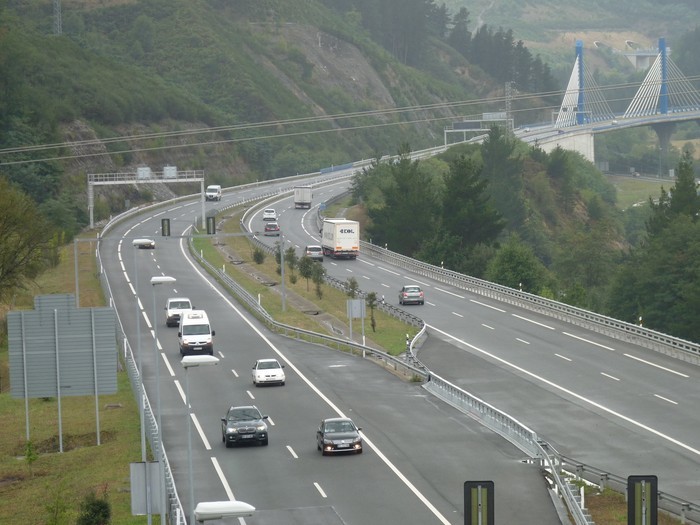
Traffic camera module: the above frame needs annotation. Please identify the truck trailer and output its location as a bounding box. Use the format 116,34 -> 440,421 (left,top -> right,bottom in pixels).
294,186 -> 313,208
321,218 -> 359,259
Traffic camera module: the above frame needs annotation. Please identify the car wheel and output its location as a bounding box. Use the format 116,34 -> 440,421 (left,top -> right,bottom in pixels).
280,381 -> 285,386
357,448 -> 363,454
262,438 -> 269,446
225,440 -> 231,449
253,381 -> 259,387
420,301 -> 424,305
317,442 -> 321,451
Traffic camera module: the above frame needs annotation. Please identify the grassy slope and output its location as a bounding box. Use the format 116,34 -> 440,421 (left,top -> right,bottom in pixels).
0,236 -> 149,525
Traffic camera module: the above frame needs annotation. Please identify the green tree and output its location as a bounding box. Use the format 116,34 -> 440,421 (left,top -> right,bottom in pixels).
481,127 -> 526,228
485,234 -> 549,293
311,263 -> 326,300
440,154 -> 505,247
668,151 -> 700,218
285,246 -> 298,280
298,256 -> 314,291
44,484 -> 71,525
346,277 -> 360,298
607,153 -> 700,340
607,216 -> 700,342
366,291 -> 378,332
0,178 -> 56,300
366,144 -> 441,256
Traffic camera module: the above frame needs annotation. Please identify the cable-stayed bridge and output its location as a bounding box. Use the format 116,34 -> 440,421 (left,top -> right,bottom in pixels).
517,38 -> 700,168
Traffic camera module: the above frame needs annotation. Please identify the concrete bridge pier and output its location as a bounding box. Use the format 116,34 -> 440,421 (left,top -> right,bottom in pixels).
651,121 -> 676,177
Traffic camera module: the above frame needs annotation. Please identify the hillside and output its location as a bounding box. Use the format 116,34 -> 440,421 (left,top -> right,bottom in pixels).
443,0 -> 700,71
2,0 -> 700,340
1,0 -> 508,226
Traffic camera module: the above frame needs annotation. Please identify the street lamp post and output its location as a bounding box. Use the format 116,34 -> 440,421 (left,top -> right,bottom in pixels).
150,275 -> 176,525
131,240 -> 151,525
182,355 -> 220,525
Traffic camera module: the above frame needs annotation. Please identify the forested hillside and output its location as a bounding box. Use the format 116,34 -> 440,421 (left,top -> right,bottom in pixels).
1,0 -> 700,341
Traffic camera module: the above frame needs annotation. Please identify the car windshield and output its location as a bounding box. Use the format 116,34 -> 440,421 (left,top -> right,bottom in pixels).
182,324 -> 209,335
170,301 -> 190,309
405,287 -> 420,293
258,361 -> 280,370
325,421 -> 354,433
228,409 -> 260,421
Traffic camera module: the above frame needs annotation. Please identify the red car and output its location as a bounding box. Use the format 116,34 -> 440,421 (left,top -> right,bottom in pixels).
264,222 -> 280,236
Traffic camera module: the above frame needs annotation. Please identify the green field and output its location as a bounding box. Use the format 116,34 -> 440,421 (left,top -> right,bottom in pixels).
606,174 -> 670,210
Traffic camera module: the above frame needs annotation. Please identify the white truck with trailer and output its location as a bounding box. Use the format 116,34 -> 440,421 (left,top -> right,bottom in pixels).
293,186 -> 312,208
321,218 -> 359,259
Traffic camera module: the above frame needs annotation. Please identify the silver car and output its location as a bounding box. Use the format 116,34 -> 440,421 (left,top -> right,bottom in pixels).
398,285 -> 424,305
304,245 -> 323,262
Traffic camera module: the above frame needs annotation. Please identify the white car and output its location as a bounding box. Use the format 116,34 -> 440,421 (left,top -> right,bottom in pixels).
262,208 -> 277,221
252,358 -> 285,386
134,238 -> 156,249
164,297 -> 193,327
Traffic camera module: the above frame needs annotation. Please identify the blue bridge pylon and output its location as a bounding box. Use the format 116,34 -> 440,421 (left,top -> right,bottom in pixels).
555,40 -> 614,128
624,38 -> 700,117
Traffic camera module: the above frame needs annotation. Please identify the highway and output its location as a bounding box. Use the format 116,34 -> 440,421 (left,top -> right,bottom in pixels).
99,172 -> 700,524
260,179 -> 700,504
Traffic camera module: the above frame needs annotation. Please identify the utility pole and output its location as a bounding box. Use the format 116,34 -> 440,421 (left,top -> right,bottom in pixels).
505,81 -> 515,137
53,0 -> 62,35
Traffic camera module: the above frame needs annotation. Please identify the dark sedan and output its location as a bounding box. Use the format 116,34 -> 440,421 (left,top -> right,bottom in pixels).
221,405 -> 269,447
316,417 -> 363,455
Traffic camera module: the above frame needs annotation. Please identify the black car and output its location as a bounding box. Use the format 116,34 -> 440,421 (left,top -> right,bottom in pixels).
221,405 -> 269,447
316,417 -> 363,455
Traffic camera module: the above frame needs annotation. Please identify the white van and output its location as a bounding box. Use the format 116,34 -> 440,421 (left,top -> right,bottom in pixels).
205,184 -> 222,201
178,310 -> 215,356
165,297 -> 193,327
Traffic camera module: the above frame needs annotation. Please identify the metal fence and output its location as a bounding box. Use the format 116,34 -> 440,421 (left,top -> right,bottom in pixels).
96,236 -> 187,524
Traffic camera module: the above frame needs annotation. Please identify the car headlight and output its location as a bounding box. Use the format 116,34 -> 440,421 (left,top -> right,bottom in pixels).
255,423 -> 266,431
226,427 -> 238,434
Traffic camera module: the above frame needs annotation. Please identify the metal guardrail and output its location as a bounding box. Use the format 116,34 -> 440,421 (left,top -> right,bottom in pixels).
360,241 -> 700,365
558,454 -> 700,525
96,233 -> 187,524
423,373 -> 592,525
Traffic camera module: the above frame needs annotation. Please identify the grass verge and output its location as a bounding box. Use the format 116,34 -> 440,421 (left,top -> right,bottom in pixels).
0,234 -> 153,525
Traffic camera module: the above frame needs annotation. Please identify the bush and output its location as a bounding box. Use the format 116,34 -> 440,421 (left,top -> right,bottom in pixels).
76,488 -> 111,525
252,247 -> 265,264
